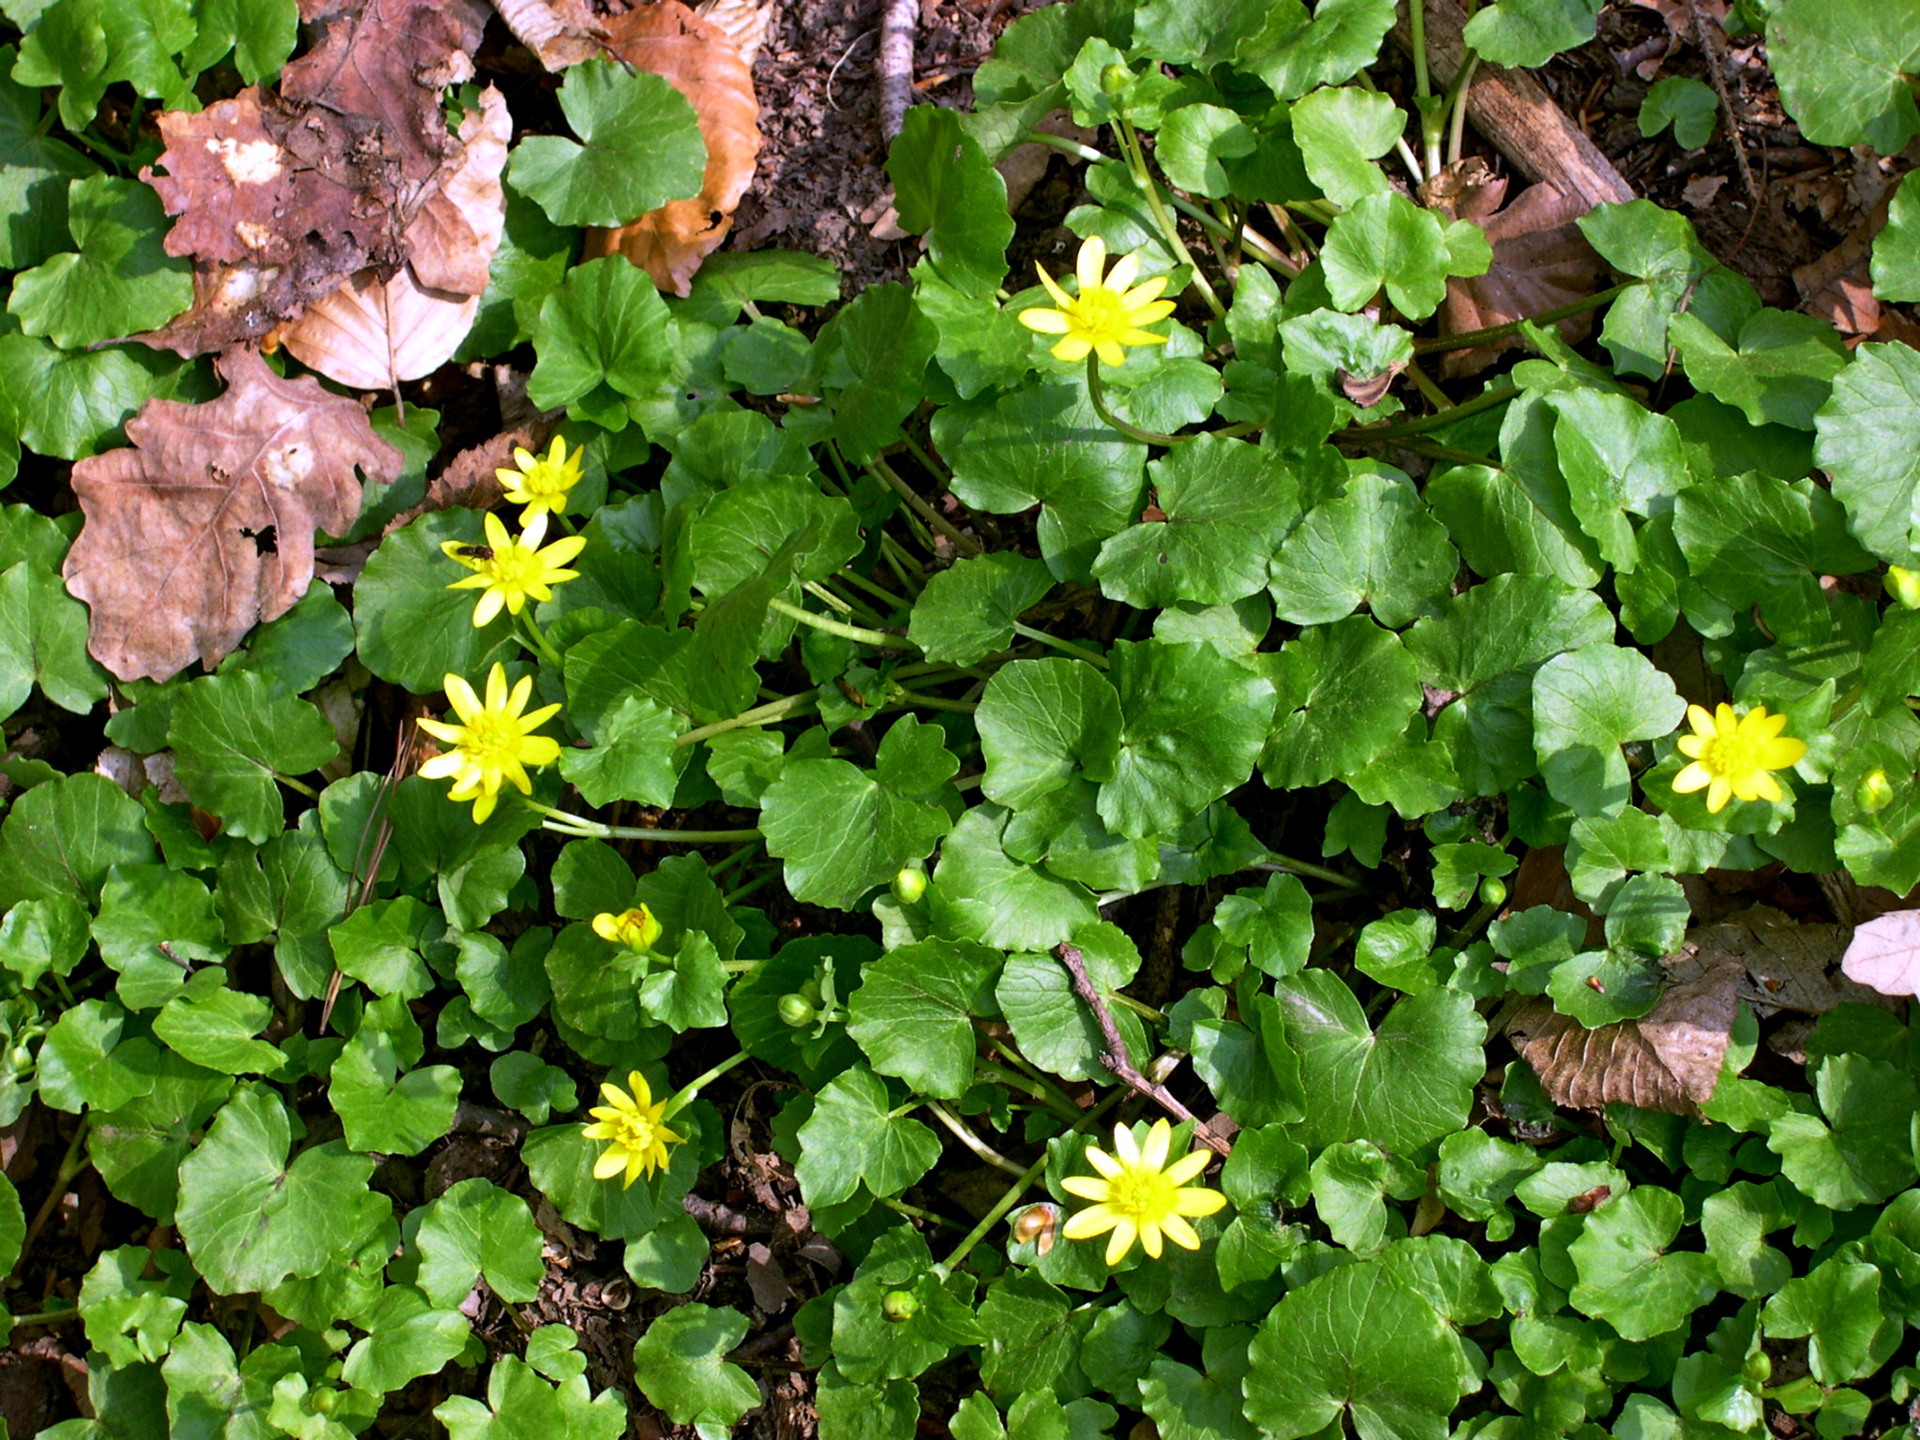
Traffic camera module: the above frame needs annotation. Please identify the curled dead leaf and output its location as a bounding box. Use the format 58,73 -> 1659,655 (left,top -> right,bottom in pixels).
62,349 -> 403,682
490,0 -> 606,68
1841,908 -> 1920,997
582,1 -> 763,297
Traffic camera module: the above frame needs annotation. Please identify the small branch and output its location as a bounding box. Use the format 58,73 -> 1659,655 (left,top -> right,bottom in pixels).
1054,944 -> 1231,1156
877,0 -> 915,141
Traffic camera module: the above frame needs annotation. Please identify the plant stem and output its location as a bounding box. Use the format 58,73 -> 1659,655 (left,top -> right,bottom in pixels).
868,457 -> 981,555
276,772 -> 319,799
1259,852 -> 1361,887
516,612 -> 564,667
14,1118 -> 90,1275
802,579 -> 856,616
1106,991 -> 1165,1024
837,566 -> 910,613
1114,114 -> 1226,319
887,685 -> 977,713
678,693 -> 819,747
899,432 -> 952,482
879,1195 -> 963,1229
1085,356 -> 1188,446
1446,51 -> 1481,169
526,801 -> 759,843
8,1307 -> 79,1327
767,596 -> 913,650
1010,622 -> 1109,668
926,1101 -> 1027,1177
1403,359 -> 1453,412
661,1050 -> 752,1120
1344,381 -> 1518,441
1413,283 -> 1631,355
977,1050 -> 1083,1125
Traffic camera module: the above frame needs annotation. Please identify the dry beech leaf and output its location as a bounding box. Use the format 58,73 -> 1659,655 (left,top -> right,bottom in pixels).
277,86 -> 510,388
1841,909 -> 1920,996
490,0 -> 605,68
694,0 -> 776,68
1423,159 -> 1603,378
139,0 -> 489,355
582,2 -> 763,297
62,349 -> 403,682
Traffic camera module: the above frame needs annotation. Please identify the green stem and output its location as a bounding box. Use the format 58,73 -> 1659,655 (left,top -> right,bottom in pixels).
1412,283 -> 1629,354
1446,51 -> 1482,169
8,1307 -> 79,1327
900,432 -> 952,482
526,801 -> 759,843
14,1118 -> 91,1277
661,1050 -> 752,1120
767,596 -> 913,650
802,579 -> 856,616
722,868 -> 781,906
1115,114 -> 1226,319
1011,622 -> 1110,669
516,612 -> 564,667
879,1195 -> 963,1229
1410,0 -> 1431,100
868,457 -> 981,555
837,566 -> 910,613
276,772 -> 319,800
977,1051 -> 1083,1125
887,685 -> 977,714
1344,382 -> 1518,442
678,693 -> 818,747
927,1101 -> 1027,1177
1259,852 -> 1360,887
1085,356 -> 1189,446
720,959 -> 763,974
1107,992 -> 1165,1024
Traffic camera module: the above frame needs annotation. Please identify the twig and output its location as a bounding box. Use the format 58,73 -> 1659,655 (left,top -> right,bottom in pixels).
1054,944 -> 1231,1156
1689,0 -> 1759,209
877,0 -> 915,141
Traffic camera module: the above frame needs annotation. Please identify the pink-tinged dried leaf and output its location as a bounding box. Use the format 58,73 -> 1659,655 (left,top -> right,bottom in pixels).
582,2 -> 763,297
1842,909 -> 1920,996
490,0 -> 605,68
277,87 -> 509,388
62,350 -> 403,682
1424,159 -> 1604,377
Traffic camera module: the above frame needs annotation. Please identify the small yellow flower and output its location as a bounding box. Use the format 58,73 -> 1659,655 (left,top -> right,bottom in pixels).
1671,702 -> 1808,814
583,1069 -> 684,1187
593,905 -> 663,954
441,510 -> 586,628
416,663 -> 562,823
1018,235 -> 1176,368
497,435 -> 584,525
1060,1119 -> 1226,1265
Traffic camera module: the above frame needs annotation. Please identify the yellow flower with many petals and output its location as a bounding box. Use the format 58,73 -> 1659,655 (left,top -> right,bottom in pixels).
497,435 -> 584,525
593,905 -> 663,954
583,1069 -> 684,1187
1018,236 -> 1176,368
1060,1119 -> 1226,1265
416,663 -> 562,823
441,511 -> 586,628
1671,702 -> 1807,814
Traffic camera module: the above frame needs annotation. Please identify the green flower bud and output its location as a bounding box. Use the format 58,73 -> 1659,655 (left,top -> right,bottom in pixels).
891,865 -> 928,906
1100,62 -> 1132,95
1478,876 -> 1508,908
1887,565 -> 1920,610
881,1289 -> 919,1322
777,993 -> 818,1028
5,1045 -> 29,1071
1856,768 -> 1895,815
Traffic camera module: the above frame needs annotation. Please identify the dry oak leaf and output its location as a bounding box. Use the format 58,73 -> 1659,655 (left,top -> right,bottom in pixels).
277,85 -> 511,388
1423,159 -> 1603,378
62,349 -> 403,683
582,1 -> 763,297
1842,908 -> 1920,997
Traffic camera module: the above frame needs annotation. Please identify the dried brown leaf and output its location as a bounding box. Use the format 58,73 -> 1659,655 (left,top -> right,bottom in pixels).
62,349 -> 403,682
490,0 -> 605,69
582,2 -> 763,297
694,0 -> 776,68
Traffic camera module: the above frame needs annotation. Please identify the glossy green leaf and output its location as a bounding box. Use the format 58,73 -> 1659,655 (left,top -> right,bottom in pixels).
888,105 -> 1013,295
846,937 -> 999,1099
1269,472 -> 1457,626
1462,0 -> 1601,67
9,175 -> 191,347
167,671 -> 340,844
508,61 -> 705,226
527,256 -> 675,430
414,1177 -> 546,1308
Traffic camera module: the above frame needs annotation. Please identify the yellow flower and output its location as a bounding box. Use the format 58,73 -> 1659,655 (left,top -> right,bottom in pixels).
583,1069 -> 684,1187
416,663 -> 562,823
1060,1119 -> 1226,1265
1672,702 -> 1807,814
440,510 -> 586,628
593,905 -> 663,954
497,435 -> 584,525
1018,235 -> 1176,368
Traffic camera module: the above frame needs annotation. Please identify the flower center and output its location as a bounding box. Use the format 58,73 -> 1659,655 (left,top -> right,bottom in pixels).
1700,731 -> 1761,778
483,543 -> 545,591
1106,1167 -> 1178,1224
607,1108 -> 657,1155
462,710 -> 519,766
1070,286 -> 1132,341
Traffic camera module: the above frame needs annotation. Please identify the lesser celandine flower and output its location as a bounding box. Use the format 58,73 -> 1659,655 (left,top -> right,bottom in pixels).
416,663 -> 562,823
1019,236 -> 1175,368
497,435 -> 584,525
1671,702 -> 1807,814
593,905 -> 663,954
582,1070 -> 683,1187
1061,1118 -> 1226,1265
441,510 -> 586,627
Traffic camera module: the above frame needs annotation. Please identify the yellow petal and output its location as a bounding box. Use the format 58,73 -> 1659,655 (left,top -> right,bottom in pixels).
592,1149 -> 629,1180
1063,1204 -> 1119,1239
1173,1186 -> 1229,1217
1105,251 -> 1139,293
1103,1218 -> 1137,1266
1759,737 -> 1806,769
1019,306 -> 1073,335
1161,1214 -> 1201,1250
444,673 -> 481,721
1676,734 -> 1707,759
1111,1123 -> 1141,1168
1685,704 -> 1717,738
1706,776 -> 1731,813
1077,235 -> 1108,292
1671,761 -> 1711,795
1052,335 -> 1094,363
471,589 -> 506,628
1119,275 -> 1168,308
1036,264 -> 1074,309
1061,1175 -> 1111,1201
1084,1145 -> 1122,1179
1137,1222 -> 1163,1260
1094,339 -> 1128,368
484,664 -> 510,711
1163,1150 -> 1211,1186
1140,1119 -> 1172,1172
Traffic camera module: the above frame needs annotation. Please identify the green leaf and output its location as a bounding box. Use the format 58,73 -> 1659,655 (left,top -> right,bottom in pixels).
220,582 -> 355,696
1669,307 -> 1848,431
80,1244 -> 191,1366
686,475 -> 860,602
457,187 -> 576,362
152,987 -> 283,1076
181,0 -> 297,81
0,770 -> 154,908
1577,200 -> 1756,381
1815,340 -> 1920,566
37,998 -> 160,1112
1567,1186 -> 1719,1340
1462,0 -> 1601,67
353,510 -> 517,692
528,255 -> 675,430
490,1050 -> 578,1126
8,175 -> 191,347
1269,472 -> 1457,626
1320,193 -> 1490,320
846,937 -> 999,1099
329,1008 -> 462,1156
0,559 -> 107,720
1274,969 -> 1485,1155
167,671 -> 339,843
1639,75 -> 1718,148
996,922 -> 1147,1083
913,271 -> 1032,399
413,1177 -> 545,1308
559,693 -> 685,808
340,1285 -> 469,1395
523,1117 -> 696,1242
1141,1358 -> 1260,1440
1093,433 -> 1298,608
175,1085 -> 388,1295
793,1066 -> 941,1207
13,0 -> 196,130
1262,616 -> 1423,789
632,1303 -> 762,1428
436,1354 -> 626,1440
1289,85 -> 1401,206
835,1227 -> 984,1383
1244,1262 -> 1475,1440
1100,638 -> 1274,839
0,45 -> 95,270
89,1051 -> 229,1225
1425,461 -> 1600,588
0,324 -> 177,459
508,61 -> 706,226
888,105 -> 1012,295
1530,642 -> 1685,816
93,863 -> 226,1009
909,552 -> 1054,665
977,658 -> 1122,809
1761,1257 -> 1899,1384
1545,388 -> 1690,571
1767,1053 -> 1919,1208
1406,573 -> 1613,695
1156,103 -> 1256,198
930,803 -> 1102,950
804,281 -> 940,464
330,896 -> 435,1001
1872,170 -> 1920,301
763,716 -> 957,909
1237,0 -> 1399,101
1766,0 -> 1920,149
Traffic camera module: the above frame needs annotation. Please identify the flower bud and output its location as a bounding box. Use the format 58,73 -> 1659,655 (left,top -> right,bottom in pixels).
1100,62 -> 1132,95
1478,876 -> 1508,908
891,866 -> 928,906
1887,566 -> 1920,610
1856,768 -> 1895,815
592,905 -> 663,954
881,1289 -> 919,1322
777,993 -> 818,1028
